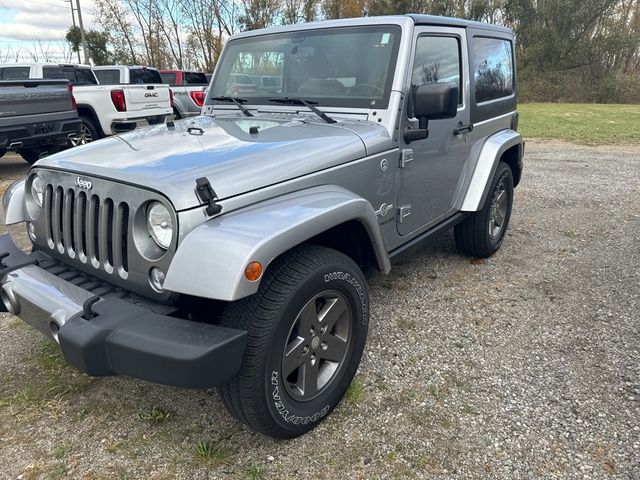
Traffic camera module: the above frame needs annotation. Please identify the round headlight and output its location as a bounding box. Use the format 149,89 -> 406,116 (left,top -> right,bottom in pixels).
146,202 -> 173,249
31,175 -> 44,207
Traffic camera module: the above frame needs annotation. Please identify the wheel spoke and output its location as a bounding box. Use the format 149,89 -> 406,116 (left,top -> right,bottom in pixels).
282,336 -> 307,376
496,188 -> 505,204
302,360 -> 319,397
297,300 -> 318,333
318,333 -> 348,362
317,296 -> 348,331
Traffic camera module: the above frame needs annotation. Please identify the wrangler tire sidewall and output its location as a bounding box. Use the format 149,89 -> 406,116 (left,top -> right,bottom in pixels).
263,263 -> 368,435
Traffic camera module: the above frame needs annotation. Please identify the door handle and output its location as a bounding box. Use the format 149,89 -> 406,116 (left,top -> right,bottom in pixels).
454,123 -> 474,135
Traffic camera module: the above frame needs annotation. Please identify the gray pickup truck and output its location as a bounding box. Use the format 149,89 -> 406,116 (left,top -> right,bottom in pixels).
159,70 -> 208,119
0,79 -> 81,163
1,15 -> 523,438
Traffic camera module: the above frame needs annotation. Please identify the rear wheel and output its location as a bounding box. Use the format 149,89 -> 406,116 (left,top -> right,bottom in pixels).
69,116 -> 99,147
455,161 -> 514,258
218,244 -> 369,438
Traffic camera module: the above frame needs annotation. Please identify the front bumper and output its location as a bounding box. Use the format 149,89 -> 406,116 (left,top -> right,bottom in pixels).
0,234 -> 246,388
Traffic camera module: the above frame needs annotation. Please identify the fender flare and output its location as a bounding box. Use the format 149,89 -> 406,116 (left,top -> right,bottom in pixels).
164,185 -> 390,301
459,129 -> 523,212
1,180 -> 26,225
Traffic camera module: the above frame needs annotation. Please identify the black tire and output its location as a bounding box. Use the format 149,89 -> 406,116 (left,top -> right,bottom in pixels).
455,161 -> 514,258
218,244 -> 369,438
0,148 -> 6,159
18,148 -> 43,164
69,115 -> 102,147
173,108 -> 182,120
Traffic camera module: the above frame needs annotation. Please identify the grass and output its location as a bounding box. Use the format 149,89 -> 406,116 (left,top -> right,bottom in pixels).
0,342 -> 93,419
519,103 -> 640,145
243,463 -> 266,480
136,407 -> 173,423
344,378 -> 365,404
195,440 -> 231,466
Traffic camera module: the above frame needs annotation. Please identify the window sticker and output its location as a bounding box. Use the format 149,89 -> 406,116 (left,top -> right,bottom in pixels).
381,33 -> 391,45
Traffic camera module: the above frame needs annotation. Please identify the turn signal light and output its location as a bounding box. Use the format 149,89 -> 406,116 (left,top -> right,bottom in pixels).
245,261 -> 263,282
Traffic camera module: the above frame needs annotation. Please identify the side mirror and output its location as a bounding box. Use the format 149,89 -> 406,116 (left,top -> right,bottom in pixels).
405,83 -> 459,143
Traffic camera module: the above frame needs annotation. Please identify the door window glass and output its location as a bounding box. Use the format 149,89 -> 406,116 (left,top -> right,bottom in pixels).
412,36 -> 462,104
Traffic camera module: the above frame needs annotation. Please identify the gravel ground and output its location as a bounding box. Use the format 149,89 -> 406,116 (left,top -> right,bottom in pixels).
1,142 -> 639,479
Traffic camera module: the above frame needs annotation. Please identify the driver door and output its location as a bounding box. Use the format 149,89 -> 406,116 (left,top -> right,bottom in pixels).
397,28 -> 472,236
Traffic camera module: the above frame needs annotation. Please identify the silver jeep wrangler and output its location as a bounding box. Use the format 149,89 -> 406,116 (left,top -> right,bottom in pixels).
1,15 -> 523,438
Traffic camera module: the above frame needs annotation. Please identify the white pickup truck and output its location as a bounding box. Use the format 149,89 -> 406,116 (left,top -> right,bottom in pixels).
1,63 -> 172,144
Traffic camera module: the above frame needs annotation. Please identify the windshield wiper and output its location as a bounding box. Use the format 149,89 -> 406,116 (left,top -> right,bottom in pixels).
211,96 -> 254,117
268,97 -> 336,124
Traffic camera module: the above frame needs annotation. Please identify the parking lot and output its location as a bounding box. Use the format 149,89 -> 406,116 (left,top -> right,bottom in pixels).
1,142 -> 639,479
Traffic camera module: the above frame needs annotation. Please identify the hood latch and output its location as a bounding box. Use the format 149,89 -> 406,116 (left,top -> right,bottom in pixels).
195,177 -> 222,216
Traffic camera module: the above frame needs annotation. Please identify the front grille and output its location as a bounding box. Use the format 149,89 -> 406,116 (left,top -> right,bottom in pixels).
31,169 -> 177,302
43,184 -> 130,279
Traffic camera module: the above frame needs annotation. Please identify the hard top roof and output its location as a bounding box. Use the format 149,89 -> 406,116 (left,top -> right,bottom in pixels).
230,14 -> 513,40
408,14 -> 513,34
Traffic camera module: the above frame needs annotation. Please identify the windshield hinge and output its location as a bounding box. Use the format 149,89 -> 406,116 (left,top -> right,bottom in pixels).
195,177 -> 223,216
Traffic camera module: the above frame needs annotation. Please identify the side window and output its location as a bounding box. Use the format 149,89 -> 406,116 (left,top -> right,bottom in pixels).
472,37 -> 514,103
412,36 -> 462,104
2,67 -> 30,80
75,68 -> 98,85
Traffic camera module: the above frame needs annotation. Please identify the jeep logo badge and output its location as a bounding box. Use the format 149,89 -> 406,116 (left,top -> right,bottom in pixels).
144,92 -> 158,98
75,177 -> 92,190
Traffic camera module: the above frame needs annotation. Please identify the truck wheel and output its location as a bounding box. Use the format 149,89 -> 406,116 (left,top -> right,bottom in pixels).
69,116 -> 99,147
0,148 -> 5,159
455,161 -> 514,258
18,149 -> 44,164
218,244 -> 369,438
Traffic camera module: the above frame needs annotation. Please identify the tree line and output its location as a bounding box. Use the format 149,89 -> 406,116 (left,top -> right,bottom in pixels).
71,0 -> 639,103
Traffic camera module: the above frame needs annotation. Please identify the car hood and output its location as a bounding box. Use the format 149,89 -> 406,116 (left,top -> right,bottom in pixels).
36,115 -> 391,211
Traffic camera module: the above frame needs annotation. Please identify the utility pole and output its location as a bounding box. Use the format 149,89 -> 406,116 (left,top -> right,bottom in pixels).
65,0 -> 81,63
75,0 -> 89,64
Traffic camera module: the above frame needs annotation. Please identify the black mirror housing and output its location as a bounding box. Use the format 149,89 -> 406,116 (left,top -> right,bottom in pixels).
413,83 -> 459,120
405,83 -> 459,143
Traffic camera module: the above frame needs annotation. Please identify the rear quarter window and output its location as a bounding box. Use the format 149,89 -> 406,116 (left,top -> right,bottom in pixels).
472,37 -> 514,103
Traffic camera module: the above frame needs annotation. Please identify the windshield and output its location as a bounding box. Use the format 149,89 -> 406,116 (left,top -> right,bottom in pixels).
210,25 -> 401,109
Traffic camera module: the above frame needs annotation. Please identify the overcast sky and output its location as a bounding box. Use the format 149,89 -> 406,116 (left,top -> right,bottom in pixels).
0,0 -> 96,62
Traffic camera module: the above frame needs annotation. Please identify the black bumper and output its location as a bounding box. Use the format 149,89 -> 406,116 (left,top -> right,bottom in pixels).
59,298 -> 247,389
1,235 -> 247,389
0,118 -> 81,150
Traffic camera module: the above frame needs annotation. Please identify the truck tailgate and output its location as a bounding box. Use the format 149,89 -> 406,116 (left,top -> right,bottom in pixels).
123,85 -> 171,113
0,80 -> 74,125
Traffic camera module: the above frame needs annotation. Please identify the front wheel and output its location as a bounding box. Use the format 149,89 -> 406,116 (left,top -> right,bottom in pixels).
455,161 -> 514,258
218,244 -> 369,438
